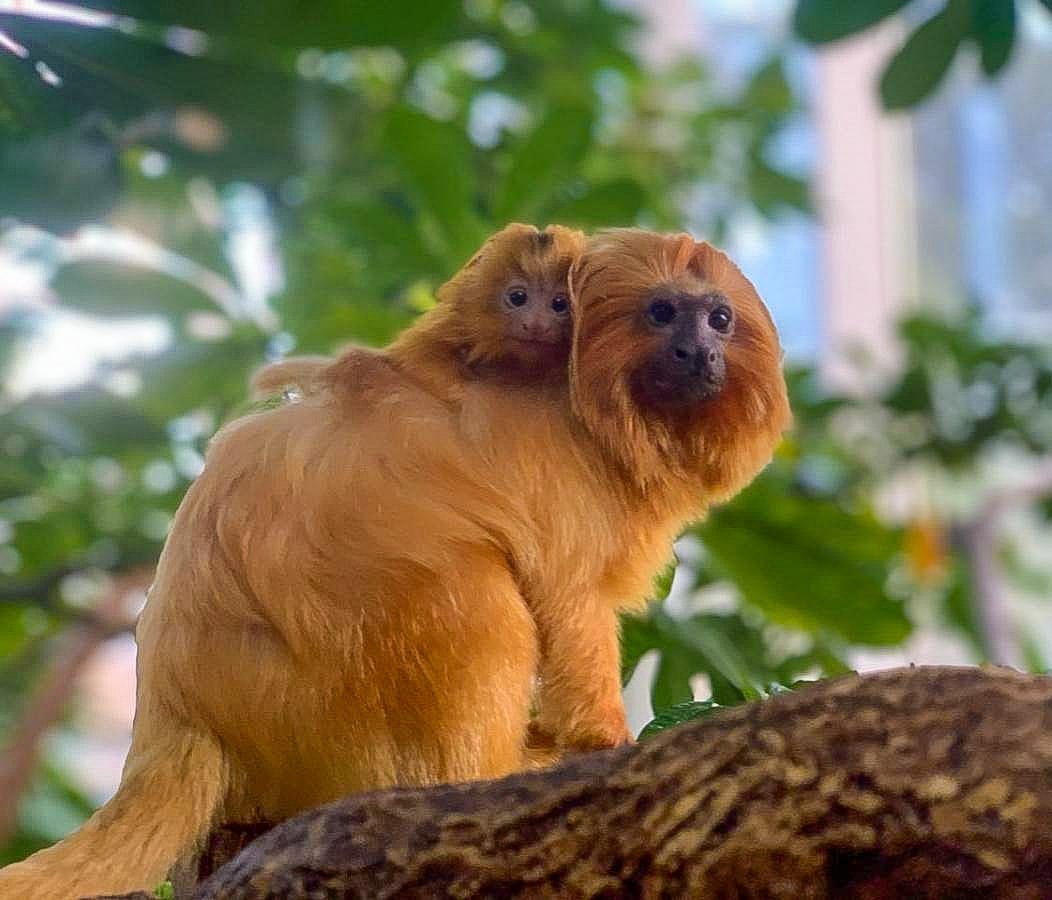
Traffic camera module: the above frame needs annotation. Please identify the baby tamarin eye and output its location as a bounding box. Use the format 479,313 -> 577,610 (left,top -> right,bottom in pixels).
550,294 -> 569,315
507,288 -> 529,308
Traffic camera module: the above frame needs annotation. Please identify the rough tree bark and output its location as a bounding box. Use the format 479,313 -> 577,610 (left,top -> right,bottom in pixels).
100,666 -> 1052,899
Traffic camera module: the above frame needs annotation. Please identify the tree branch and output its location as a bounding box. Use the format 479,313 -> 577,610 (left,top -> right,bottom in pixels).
101,665 -> 1052,900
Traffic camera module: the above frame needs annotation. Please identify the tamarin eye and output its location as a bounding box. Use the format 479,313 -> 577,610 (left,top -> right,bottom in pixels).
647,300 -> 677,326
507,288 -> 529,308
709,306 -> 733,332
550,295 -> 569,315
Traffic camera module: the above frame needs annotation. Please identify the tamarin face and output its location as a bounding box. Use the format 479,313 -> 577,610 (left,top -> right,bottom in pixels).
498,271 -> 571,353
440,223 -> 586,373
631,286 -> 734,408
569,228 -> 790,490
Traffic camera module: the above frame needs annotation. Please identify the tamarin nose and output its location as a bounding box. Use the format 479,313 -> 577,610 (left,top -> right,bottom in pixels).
671,345 -> 718,377
521,319 -> 551,340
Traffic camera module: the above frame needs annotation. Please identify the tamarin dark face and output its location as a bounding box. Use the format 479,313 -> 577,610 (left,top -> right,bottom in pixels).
633,286 -> 734,407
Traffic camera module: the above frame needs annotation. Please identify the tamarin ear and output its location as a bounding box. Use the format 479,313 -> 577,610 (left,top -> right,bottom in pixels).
566,250 -> 600,315
462,223 -> 540,271
689,240 -> 781,335
669,233 -> 697,275
567,253 -> 583,306
437,223 -> 542,306
686,240 -> 730,283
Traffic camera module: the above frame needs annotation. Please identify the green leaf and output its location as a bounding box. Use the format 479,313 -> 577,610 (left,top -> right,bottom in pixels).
675,617 -> 765,701
650,644 -> 703,710
743,58 -> 794,116
1039,0 -> 1052,14
1000,541 -> 1052,597
942,555 -> 1008,663
10,389 -> 170,457
67,0 -> 462,52
384,106 -> 486,264
1,761 -> 96,865
697,478 -> 911,645
51,261 -> 219,319
494,104 -> 595,223
793,0 -> 914,44
781,645 -> 853,680
545,178 -> 646,228
337,200 -> 438,286
651,556 -> 678,603
133,326 -> 269,421
0,118 -> 122,231
619,613 -> 659,686
747,151 -> 810,215
638,700 -> 722,740
879,5 -> 969,110
970,0 -> 1016,76
622,608 -> 775,709
1020,633 -> 1049,675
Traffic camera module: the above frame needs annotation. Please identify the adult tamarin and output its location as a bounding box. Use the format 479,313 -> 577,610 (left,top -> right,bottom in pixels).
445,229 -> 791,755
0,229 -> 789,898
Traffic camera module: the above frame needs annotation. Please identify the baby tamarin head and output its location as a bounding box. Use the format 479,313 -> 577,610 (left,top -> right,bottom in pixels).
568,228 -> 791,499
250,224 -> 584,404
438,223 -> 586,377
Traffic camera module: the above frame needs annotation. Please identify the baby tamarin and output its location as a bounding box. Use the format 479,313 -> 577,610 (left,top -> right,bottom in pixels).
250,221 -> 580,402
0,229 -> 789,899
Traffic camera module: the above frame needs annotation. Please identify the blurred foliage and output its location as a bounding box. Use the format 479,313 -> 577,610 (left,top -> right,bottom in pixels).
885,307 -> 1052,463
792,0 -> 1042,109
0,0 -> 1049,864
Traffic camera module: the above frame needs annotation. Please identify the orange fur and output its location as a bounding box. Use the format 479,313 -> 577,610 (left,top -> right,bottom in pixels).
0,228 -> 788,898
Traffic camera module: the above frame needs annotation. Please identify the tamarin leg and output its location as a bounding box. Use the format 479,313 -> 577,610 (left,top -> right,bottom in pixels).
531,596 -> 632,753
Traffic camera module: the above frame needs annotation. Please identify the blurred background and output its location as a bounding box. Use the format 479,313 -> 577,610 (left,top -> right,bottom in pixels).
2,0 -> 1051,864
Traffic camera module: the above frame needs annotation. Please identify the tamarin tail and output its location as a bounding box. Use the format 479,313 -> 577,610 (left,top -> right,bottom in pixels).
0,728 -> 227,900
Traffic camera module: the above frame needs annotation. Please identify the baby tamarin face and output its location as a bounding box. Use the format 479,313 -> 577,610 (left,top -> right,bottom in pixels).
497,272 -> 571,355
442,223 -> 585,375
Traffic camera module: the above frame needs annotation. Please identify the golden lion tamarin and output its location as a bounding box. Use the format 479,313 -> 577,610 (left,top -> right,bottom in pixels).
0,229 -> 789,899
250,222 -> 582,403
